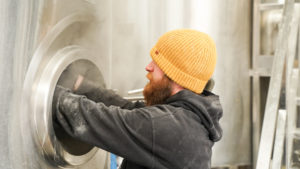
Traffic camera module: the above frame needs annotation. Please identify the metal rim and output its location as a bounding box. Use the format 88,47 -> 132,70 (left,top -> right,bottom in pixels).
20,11 -> 101,168
33,45 -> 99,166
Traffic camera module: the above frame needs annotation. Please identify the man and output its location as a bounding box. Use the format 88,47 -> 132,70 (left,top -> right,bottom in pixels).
53,29 -> 223,169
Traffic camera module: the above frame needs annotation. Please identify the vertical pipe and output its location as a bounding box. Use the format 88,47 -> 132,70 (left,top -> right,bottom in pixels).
252,0 -> 262,166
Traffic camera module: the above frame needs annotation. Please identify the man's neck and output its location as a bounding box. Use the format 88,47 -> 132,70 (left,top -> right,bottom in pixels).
171,82 -> 184,96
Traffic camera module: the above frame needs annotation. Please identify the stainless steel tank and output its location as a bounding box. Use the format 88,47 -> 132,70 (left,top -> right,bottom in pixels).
2,0 -> 111,168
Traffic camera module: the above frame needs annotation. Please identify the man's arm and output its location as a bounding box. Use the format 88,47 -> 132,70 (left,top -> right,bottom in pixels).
73,80 -> 145,109
53,88 -> 154,167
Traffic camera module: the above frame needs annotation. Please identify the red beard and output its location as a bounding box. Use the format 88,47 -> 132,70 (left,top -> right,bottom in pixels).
143,73 -> 172,106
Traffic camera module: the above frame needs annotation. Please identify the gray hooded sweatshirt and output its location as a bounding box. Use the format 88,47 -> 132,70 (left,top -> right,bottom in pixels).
55,88 -> 223,169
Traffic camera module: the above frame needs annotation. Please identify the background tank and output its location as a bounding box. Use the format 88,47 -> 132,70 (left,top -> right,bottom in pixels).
108,0 -> 252,167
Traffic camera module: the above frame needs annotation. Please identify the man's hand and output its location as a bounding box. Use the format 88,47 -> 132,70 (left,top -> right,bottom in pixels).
52,85 -> 86,137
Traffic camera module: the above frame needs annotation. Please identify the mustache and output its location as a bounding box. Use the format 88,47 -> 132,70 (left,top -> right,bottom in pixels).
146,73 -> 152,81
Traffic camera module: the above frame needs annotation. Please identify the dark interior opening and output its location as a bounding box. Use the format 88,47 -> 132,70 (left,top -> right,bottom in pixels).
53,59 -> 105,156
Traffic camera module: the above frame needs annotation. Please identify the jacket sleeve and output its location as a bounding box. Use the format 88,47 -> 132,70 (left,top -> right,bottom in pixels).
75,86 -> 145,110
55,92 -> 154,168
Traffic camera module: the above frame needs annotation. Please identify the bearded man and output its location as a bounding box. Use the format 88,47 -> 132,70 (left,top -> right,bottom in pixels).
53,29 -> 223,169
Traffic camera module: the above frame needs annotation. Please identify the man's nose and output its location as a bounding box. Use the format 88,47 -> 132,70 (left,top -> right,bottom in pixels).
145,62 -> 154,72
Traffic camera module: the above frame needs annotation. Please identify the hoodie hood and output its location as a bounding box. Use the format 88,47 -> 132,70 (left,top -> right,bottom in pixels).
166,89 -> 223,142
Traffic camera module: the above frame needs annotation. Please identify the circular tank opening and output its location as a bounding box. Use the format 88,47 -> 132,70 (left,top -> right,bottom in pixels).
53,59 -> 105,156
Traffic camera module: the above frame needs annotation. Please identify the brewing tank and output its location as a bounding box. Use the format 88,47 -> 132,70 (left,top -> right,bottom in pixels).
2,0 -> 111,168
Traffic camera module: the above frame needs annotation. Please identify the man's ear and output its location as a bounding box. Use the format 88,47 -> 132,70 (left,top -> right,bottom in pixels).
204,79 -> 215,91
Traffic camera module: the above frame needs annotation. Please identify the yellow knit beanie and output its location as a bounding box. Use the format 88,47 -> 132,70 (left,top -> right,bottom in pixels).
150,29 -> 217,94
